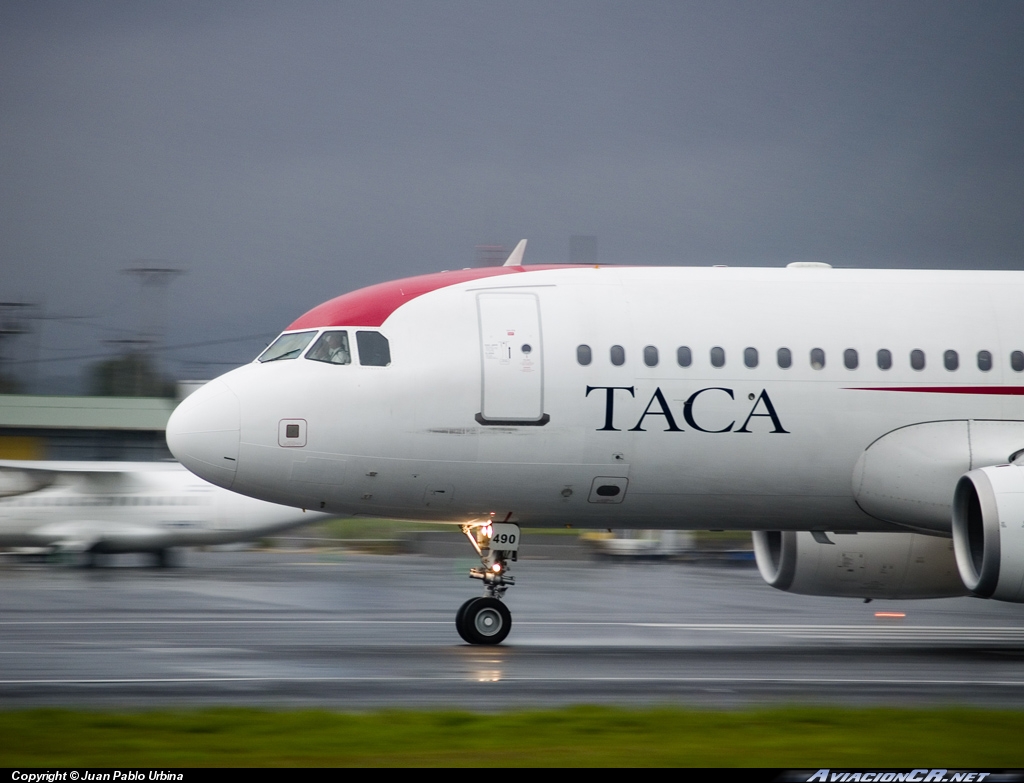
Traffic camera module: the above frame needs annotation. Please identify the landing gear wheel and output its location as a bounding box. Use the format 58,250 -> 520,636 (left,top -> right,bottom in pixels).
459,596 -> 511,645
455,597 -> 477,643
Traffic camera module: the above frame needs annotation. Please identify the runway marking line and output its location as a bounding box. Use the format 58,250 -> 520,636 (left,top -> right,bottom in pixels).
0,675 -> 1023,686
2,620 -> 1023,644
0,620 -> 1021,632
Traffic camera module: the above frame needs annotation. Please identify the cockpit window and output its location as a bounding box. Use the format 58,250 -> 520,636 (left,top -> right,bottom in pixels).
306,330 -> 351,365
258,331 -> 316,362
356,331 -> 391,366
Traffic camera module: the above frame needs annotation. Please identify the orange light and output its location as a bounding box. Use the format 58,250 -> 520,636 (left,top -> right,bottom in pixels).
874,612 -> 906,618
492,563 -> 501,572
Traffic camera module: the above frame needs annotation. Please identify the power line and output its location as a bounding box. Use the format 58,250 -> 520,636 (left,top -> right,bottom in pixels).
5,331 -> 275,367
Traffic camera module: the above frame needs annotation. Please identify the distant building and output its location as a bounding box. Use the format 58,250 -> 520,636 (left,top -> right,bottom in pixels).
0,394 -> 182,461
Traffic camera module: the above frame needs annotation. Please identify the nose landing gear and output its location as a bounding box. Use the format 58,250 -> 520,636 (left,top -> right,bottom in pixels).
456,521 -> 519,645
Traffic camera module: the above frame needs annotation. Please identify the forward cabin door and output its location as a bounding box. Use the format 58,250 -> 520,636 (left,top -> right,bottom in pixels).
476,292 -> 548,425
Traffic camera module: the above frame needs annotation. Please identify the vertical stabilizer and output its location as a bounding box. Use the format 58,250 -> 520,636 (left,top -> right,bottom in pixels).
502,239 -> 528,267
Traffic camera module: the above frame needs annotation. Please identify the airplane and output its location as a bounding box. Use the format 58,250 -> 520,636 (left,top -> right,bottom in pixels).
0,459 -> 327,565
166,240 -> 1024,644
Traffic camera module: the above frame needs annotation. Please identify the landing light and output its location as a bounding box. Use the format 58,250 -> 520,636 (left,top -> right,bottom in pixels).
492,563 -> 502,573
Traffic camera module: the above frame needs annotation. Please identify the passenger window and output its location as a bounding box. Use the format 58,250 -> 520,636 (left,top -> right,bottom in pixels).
258,331 -> 316,362
610,345 -> 625,366
877,349 -> 892,370
643,346 -> 659,367
777,347 -> 792,369
843,349 -> 858,370
910,349 -> 925,371
810,348 -> 825,370
306,330 -> 351,365
577,345 -> 592,366
356,331 -> 391,366
710,346 -> 725,368
1012,351 -> 1024,372
677,346 -> 692,367
743,347 -> 758,368
944,350 -> 959,371
978,351 -> 992,372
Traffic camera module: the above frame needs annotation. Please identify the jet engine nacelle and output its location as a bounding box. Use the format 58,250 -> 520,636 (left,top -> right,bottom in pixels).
752,530 -> 966,599
953,464 -> 1024,603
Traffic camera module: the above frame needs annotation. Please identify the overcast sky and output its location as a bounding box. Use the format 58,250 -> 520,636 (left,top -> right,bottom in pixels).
2,1 -> 1023,388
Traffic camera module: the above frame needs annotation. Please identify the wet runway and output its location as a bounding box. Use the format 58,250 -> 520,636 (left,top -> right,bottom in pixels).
1,550 -> 1023,709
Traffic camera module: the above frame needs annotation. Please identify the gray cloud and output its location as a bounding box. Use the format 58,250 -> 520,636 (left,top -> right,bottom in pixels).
2,1 -> 1023,386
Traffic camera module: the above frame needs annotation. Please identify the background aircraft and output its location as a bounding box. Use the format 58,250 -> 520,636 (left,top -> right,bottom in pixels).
0,459 -> 327,565
167,248 -> 1024,643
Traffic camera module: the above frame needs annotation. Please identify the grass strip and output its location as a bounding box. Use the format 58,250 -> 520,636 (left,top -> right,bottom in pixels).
0,706 -> 1021,767
315,518 -> 586,540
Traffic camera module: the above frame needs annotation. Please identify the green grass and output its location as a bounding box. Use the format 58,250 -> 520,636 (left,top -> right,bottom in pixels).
690,530 -> 754,544
313,519 -> 741,541
1,706 -> 1021,766
316,517 -> 452,540
314,518 -> 595,542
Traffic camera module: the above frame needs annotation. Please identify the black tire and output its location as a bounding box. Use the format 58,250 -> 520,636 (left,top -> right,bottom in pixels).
82,551 -> 103,568
463,596 -> 511,645
152,548 -> 179,568
455,597 -> 478,643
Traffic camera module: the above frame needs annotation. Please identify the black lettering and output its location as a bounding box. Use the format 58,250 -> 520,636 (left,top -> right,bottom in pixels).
736,389 -> 789,433
683,387 -> 735,433
586,385 -> 635,431
630,387 -> 682,431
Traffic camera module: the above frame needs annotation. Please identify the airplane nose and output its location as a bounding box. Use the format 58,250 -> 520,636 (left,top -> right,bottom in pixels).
166,379 -> 240,489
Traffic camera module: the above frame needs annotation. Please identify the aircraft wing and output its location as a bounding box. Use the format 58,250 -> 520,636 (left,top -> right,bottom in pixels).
0,459 -> 182,497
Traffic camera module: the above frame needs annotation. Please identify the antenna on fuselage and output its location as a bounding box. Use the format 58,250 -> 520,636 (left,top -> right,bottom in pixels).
502,239 -> 527,267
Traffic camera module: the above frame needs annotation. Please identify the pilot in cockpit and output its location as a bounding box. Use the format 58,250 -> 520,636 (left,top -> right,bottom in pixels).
307,330 -> 351,365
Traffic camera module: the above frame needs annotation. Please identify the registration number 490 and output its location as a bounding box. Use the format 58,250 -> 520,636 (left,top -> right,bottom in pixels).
488,523 -> 520,551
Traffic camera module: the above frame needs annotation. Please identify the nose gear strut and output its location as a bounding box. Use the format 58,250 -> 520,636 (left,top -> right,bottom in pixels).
455,521 -> 519,644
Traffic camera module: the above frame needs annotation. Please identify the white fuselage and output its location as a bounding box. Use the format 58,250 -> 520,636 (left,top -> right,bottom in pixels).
167,265 -> 1024,535
0,462 -> 324,553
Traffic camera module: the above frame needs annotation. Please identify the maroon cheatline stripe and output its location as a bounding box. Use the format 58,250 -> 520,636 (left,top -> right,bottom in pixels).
287,264 -> 582,329
845,386 -> 1024,395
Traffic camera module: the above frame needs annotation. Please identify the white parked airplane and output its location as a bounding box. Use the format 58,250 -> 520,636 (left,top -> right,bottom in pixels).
0,459 -> 326,565
166,241 -> 1024,643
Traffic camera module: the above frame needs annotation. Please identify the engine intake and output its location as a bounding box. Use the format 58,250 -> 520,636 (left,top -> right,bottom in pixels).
952,465 -> 1024,603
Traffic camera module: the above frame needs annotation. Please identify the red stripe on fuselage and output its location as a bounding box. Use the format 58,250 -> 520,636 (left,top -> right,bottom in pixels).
287,265 -> 578,329
846,386 -> 1024,395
